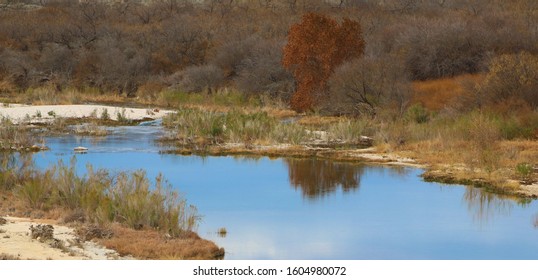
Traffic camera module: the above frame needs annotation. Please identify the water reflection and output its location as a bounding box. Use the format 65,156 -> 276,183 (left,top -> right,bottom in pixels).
24,126 -> 538,259
285,158 -> 365,200
462,186 -> 532,224
463,186 -> 514,223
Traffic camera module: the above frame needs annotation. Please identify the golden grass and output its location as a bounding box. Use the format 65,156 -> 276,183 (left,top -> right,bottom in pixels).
411,74 -> 483,111
99,224 -> 224,260
396,138 -> 537,192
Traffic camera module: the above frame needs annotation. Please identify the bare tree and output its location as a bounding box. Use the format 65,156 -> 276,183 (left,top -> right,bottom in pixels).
326,56 -> 411,117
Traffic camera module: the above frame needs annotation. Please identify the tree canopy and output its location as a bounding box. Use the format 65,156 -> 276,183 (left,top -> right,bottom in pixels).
282,13 -> 365,112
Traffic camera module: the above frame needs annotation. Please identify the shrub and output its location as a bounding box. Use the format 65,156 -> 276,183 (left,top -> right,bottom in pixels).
405,104 -> 430,124
100,108 -> 110,120
515,163 -> 533,183
116,108 -> 130,123
172,65 -> 224,94
396,18 -> 490,80
326,56 -> 410,117
480,52 -> 538,109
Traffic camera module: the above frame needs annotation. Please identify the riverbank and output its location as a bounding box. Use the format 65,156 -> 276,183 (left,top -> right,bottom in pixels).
0,216 -> 127,260
0,103 -> 536,260
0,215 -> 224,260
1,103 -> 536,199
162,142 -> 538,199
0,103 -> 173,124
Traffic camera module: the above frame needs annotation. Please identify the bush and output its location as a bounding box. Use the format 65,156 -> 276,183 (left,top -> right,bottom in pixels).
234,40 -> 294,99
405,104 -> 430,124
171,65 -> 224,94
480,52 -> 538,109
396,17 -> 492,80
326,56 -> 410,117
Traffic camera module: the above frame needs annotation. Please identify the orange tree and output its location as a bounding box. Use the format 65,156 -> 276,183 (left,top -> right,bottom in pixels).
282,13 -> 364,112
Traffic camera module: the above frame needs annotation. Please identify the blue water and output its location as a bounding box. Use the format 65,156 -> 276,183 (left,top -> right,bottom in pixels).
32,125 -> 538,259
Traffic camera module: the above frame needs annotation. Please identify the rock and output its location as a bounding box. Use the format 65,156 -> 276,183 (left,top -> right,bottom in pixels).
74,146 -> 88,152
0,217 -> 6,225
359,136 -> 373,146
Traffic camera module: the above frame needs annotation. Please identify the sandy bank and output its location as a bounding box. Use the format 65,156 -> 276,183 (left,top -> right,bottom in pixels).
0,104 -> 173,123
0,217 -> 130,260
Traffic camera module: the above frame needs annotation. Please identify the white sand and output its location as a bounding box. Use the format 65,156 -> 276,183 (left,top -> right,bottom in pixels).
0,104 -> 173,123
0,217 -> 128,260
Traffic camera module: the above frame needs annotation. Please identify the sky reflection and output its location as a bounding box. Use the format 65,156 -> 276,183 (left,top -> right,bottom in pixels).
24,126 -> 538,259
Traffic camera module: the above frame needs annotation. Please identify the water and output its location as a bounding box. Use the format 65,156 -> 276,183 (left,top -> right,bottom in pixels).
32,125 -> 538,259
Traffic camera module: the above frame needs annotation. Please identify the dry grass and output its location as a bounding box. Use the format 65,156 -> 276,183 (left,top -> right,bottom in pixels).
412,74 -> 483,111
99,224 -> 224,260
297,115 -> 343,126
399,139 -> 537,187
0,87 -> 127,106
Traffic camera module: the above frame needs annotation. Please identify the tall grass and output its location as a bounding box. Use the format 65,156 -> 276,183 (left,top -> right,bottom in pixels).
0,118 -> 36,151
12,157 -> 198,237
163,108 -> 309,146
163,108 -> 380,147
327,119 -> 369,143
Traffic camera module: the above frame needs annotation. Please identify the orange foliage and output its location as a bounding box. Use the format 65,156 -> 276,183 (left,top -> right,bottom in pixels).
411,74 -> 483,111
282,13 -> 364,112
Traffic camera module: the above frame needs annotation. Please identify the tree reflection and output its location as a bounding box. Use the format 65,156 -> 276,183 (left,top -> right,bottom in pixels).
462,186 -> 528,223
285,158 -> 365,200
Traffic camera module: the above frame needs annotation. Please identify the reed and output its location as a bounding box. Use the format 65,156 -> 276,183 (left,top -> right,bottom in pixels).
11,157 -> 198,237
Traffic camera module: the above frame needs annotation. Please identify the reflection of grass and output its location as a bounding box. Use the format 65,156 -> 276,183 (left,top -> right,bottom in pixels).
463,186 -> 516,223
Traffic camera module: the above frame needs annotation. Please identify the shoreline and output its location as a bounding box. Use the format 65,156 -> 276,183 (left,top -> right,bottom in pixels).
0,216 -> 129,260
0,102 -> 533,200
161,143 -> 538,199
0,103 -> 536,260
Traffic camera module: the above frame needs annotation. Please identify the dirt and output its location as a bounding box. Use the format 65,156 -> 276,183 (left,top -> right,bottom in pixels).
0,217 -> 132,260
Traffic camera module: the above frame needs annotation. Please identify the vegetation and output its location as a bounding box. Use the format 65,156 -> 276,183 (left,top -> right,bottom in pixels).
282,12 -> 364,111
8,157 -> 199,237
0,118 -> 42,151
0,0 -> 536,257
0,153 -> 223,259
0,1 -> 534,110
162,107 -> 375,147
